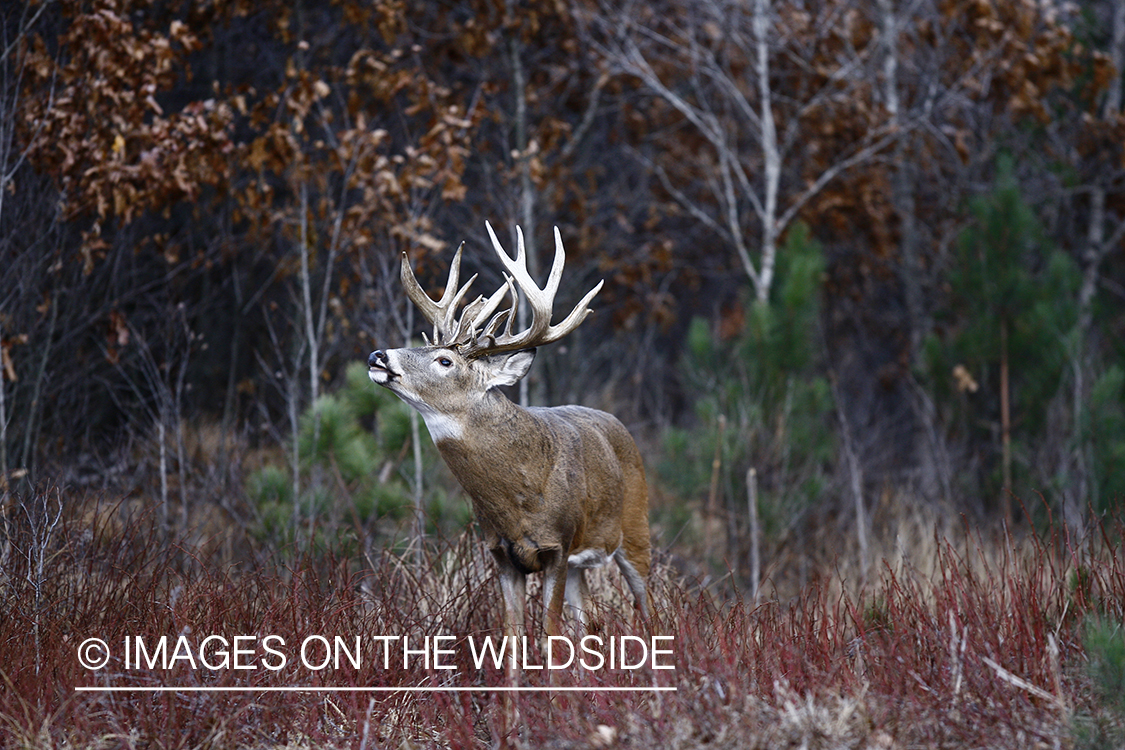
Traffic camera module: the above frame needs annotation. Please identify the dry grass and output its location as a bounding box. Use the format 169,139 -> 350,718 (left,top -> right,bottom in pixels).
0,484 -> 1121,749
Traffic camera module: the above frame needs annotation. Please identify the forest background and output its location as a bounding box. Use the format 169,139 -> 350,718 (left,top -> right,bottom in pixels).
0,0 -> 1124,746
2,0 -> 1122,570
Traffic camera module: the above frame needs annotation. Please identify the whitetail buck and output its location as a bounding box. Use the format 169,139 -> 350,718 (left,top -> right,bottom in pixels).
368,222 -> 650,638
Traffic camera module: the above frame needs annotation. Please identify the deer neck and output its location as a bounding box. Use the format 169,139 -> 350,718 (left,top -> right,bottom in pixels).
427,390 -> 554,517
429,389 -> 545,453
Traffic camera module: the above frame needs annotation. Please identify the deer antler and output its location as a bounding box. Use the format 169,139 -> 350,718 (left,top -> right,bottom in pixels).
399,241 -> 512,348
399,223 -> 603,358
460,222 -> 603,358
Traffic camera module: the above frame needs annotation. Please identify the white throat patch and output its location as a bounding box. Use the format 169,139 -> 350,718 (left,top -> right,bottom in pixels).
417,408 -> 464,442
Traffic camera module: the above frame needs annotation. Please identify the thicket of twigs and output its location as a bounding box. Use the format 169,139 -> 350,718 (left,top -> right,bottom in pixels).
2,484 -> 1123,749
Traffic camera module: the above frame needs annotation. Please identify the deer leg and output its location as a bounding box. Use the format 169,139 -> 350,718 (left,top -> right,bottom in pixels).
491,546 -> 527,681
538,551 -> 569,703
492,549 -> 527,640
613,547 -> 650,621
564,566 -> 592,629
490,549 -> 525,747
541,551 -> 569,638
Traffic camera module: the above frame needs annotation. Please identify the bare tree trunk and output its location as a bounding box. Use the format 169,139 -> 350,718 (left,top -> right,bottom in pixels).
287,365 -> 301,536
1000,319 -> 1013,528
299,180 -> 320,409
752,0 -> 778,305
1076,0 -> 1123,337
174,322 -> 190,529
26,488 -> 62,676
880,0 -> 945,502
19,287 -> 58,479
746,467 -> 760,604
506,0 -> 540,407
158,416 -> 169,531
0,320 -> 8,493
298,180 -> 320,539
222,263 -> 244,488
393,296 -> 426,565
833,375 -> 868,582
410,409 -> 424,566
1064,0 -> 1125,532
880,0 -> 924,355
0,23 -> 10,484
294,5 -> 321,539
707,414 -> 726,517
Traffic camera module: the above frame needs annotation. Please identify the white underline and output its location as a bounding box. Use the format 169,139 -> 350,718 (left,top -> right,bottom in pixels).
75,685 -> 677,693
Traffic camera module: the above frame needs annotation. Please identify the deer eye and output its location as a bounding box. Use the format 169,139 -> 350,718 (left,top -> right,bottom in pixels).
437,357 -> 453,367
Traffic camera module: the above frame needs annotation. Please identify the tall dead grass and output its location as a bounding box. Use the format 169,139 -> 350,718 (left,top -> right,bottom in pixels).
0,484 -> 1121,748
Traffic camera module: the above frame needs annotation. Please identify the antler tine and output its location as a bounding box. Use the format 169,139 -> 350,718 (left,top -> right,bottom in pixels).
459,222 -> 601,358
544,225 -> 567,299
400,242 -> 478,345
530,225 -> 602,346
467,274 -> 515,333
467,274 -> 517,345
398,225 -> 600,357
484,222 -> 550,341
448,277 -> 511,345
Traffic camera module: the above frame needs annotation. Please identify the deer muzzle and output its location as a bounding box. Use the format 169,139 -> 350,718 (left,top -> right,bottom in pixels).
367,349 -> 397,383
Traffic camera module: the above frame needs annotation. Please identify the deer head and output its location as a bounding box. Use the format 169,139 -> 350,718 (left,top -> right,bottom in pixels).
368,222 -> 601,441
368,223 -> 650,644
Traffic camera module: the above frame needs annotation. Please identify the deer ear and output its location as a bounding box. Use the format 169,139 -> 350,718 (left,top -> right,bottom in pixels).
481,349 -> 536,389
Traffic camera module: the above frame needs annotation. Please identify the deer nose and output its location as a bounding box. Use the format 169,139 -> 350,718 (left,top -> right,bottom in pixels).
368,350 -> 387,368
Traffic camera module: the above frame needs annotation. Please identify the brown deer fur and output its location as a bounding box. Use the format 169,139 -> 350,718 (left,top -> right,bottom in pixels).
367,225 -> 650,638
